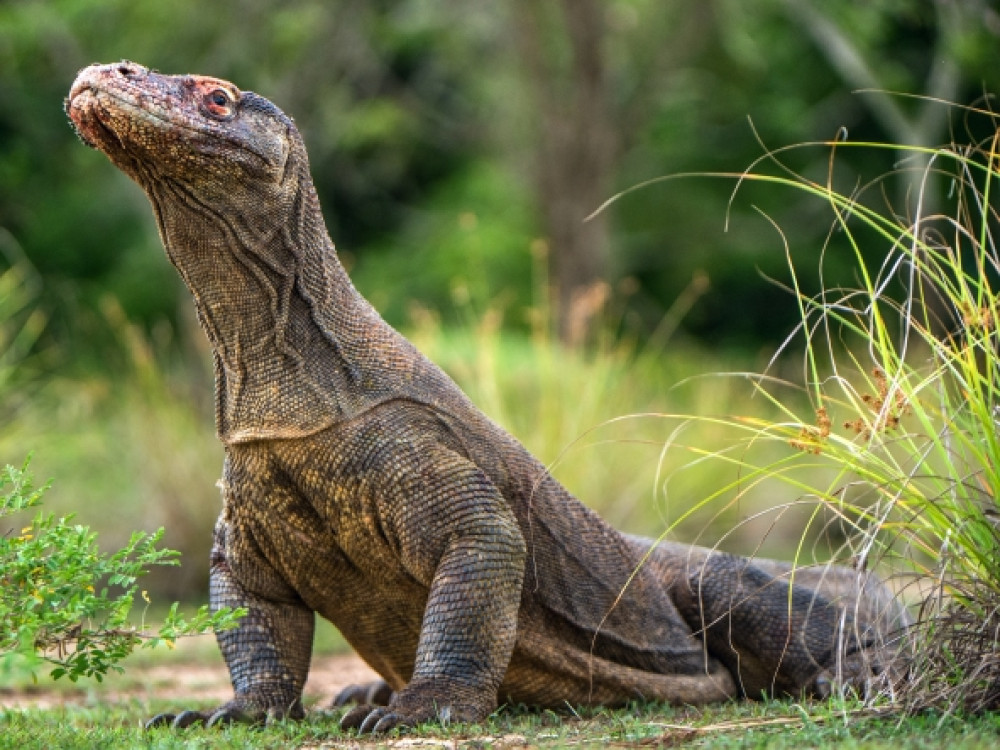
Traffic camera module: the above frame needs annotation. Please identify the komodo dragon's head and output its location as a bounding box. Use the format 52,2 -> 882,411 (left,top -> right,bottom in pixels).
65,62 -> 395,439
66,61 -> 301,205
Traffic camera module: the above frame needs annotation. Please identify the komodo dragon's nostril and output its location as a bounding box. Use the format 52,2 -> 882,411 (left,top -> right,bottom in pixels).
117,62 -> 141,79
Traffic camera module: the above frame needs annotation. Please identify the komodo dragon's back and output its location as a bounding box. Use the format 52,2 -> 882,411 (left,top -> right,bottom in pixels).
66,61 -> 909,734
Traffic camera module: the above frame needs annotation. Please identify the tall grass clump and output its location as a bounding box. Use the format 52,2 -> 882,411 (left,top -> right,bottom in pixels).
0,232 -> 45,414
647,109 -> 1000,714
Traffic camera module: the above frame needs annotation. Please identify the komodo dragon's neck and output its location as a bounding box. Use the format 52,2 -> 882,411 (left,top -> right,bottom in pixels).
151,165 -> 377,443
66,61 -> 440,443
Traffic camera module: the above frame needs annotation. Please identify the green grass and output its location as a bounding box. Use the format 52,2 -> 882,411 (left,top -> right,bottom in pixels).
1,699 -> 998,749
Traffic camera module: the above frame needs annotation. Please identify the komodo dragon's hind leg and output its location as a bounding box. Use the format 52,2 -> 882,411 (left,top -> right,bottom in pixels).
634,538 -> 907,698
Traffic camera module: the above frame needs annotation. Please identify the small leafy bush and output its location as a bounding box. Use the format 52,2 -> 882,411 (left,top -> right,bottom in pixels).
0,457 -> 243,682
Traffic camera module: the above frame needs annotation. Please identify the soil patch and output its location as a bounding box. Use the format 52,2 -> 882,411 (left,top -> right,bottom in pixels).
1,647 -> 379,710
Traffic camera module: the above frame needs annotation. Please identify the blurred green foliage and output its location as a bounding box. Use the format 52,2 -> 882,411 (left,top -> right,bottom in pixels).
1,0 -> 997,357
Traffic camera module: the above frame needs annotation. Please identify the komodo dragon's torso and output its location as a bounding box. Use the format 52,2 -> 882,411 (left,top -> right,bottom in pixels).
66,62 -> 904,734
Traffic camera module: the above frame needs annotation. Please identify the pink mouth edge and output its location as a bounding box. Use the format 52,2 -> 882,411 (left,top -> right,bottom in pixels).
66,82 -> 112,150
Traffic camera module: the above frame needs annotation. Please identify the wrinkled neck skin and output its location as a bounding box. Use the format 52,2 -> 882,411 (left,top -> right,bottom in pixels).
66,62 -> 446,442
142,144 -> 375,442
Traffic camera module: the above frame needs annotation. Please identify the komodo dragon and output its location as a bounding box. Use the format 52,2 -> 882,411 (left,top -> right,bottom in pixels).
66,61 -> 905,734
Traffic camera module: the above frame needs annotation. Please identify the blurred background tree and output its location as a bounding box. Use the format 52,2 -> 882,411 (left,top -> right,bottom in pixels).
1,0 -> 998,599
2,0 -> 997,351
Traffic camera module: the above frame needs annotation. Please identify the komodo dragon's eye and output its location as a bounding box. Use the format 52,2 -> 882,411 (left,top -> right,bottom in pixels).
203,88 -> 236,119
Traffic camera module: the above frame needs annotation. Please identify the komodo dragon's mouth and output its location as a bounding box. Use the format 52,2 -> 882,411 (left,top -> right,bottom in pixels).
65,83 -> 121,153
66,64 -> 160,157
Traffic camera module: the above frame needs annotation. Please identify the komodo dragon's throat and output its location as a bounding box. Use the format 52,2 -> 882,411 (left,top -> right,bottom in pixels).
66,61 -> 907,734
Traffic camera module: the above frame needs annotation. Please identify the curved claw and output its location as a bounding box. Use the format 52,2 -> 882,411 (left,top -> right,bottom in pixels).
340,703 -> 411,734
332,679 -> 394,707
332,684 -> 365,707
144,713 -> 176,730
339,703 -> 376,731
145,699 -> 295,731
359,706 -> 393,734
371,711 -> 409,734
206,707 -> 247,728
172,710 -> 211,729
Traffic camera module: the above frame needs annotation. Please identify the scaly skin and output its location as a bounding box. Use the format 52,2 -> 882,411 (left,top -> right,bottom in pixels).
65,62 -> 908,734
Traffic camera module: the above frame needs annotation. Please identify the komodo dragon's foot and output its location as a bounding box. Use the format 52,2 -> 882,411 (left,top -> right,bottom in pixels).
339,676 -> 494,734
808,643 -> 899,699
145,696 -> 305,730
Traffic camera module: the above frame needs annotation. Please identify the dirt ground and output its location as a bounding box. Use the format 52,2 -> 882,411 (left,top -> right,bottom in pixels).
0,640 -> 381,711
1,647 -> 544,748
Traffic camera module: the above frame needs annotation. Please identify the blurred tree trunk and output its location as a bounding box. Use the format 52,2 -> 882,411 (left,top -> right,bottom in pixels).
512,0 -> 617,344
509,1 -> 712,344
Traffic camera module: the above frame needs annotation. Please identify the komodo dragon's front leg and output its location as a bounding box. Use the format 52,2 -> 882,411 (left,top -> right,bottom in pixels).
337,440 -> 528,733
151,434 -> 529,733
147,513 -> 315,729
